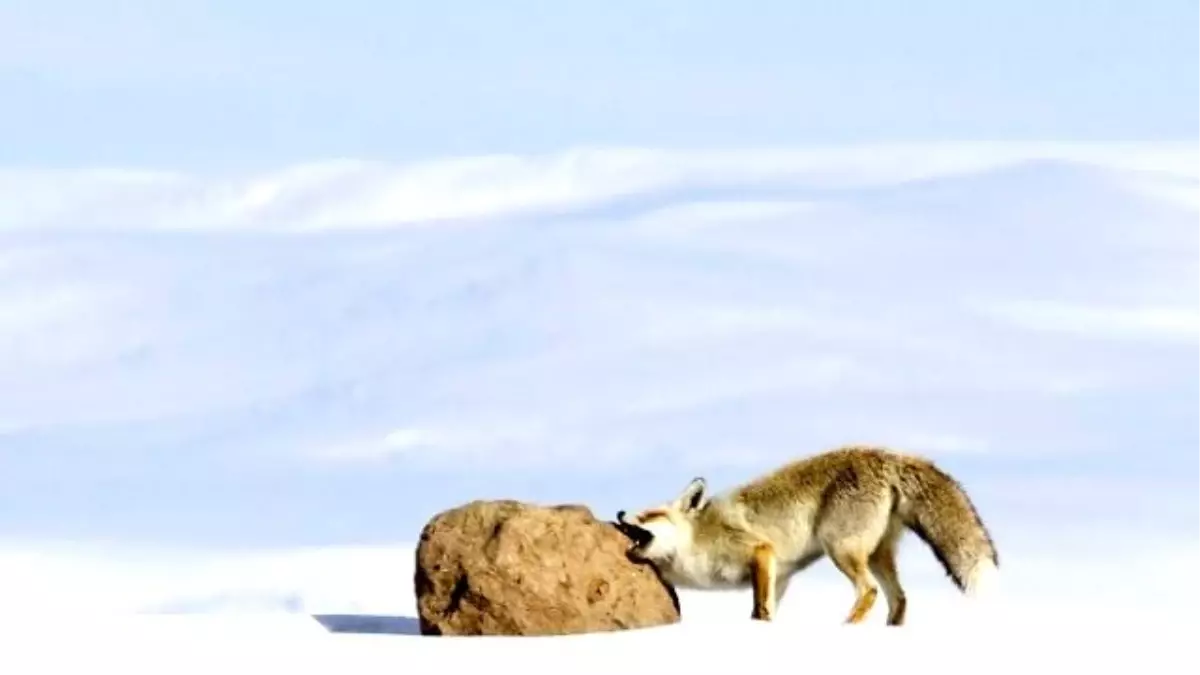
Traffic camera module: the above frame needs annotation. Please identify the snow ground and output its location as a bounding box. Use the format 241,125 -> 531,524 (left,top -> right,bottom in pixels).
1,142 -> 1196,672
2,612 -> 1194,675
0,541 -> 1195,675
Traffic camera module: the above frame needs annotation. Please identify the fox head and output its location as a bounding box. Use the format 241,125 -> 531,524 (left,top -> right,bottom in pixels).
615,476 -> 708,564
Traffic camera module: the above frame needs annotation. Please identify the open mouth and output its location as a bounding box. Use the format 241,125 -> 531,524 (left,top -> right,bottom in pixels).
615,511 -> 654,551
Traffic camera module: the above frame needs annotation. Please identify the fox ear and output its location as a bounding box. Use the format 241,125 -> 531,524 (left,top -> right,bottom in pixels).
675,476 -> 707,512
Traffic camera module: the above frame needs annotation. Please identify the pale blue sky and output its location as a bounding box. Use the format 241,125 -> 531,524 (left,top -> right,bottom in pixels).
0,0 -> 1196,168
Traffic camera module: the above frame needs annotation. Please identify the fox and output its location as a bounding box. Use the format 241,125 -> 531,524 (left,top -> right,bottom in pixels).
615,444 -> 998,625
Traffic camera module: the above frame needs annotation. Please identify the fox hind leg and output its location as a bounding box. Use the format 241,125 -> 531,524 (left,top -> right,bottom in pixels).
868,519 -> 907,626
818,493 -> 891,624
827,547 -> 879,624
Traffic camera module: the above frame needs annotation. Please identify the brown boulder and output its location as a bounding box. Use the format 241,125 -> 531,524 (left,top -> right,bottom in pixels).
413,499 -> 680,636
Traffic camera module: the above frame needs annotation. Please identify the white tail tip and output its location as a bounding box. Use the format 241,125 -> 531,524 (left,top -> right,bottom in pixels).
964,558 -> 1000,599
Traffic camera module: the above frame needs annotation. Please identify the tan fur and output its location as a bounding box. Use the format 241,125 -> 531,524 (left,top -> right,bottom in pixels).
617,445 -> 999,625
750,543 -> 777,620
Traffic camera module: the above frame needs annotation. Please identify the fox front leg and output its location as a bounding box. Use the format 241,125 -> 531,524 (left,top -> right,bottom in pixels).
749,543 -> 778,621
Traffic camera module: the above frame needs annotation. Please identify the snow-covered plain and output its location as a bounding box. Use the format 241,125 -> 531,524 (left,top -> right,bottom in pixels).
0,540 -> 1197,674
1,142 -> 1197,672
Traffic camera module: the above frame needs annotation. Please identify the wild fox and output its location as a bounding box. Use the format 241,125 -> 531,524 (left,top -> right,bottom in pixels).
615,445 -> 998,625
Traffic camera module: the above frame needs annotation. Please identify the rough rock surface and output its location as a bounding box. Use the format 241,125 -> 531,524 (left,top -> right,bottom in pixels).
413,499 -> 680,636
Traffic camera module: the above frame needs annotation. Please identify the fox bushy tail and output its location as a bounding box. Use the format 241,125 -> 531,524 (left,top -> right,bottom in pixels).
894,460 -> 999,595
